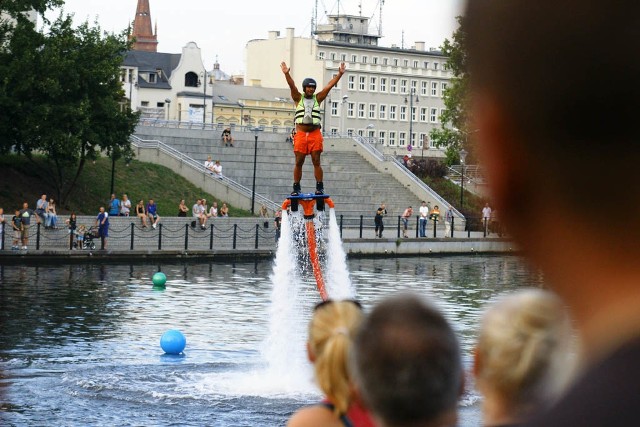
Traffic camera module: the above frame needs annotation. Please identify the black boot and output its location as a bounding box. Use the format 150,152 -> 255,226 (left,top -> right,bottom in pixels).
292,182 -> 301,196
315,181 -> 324,195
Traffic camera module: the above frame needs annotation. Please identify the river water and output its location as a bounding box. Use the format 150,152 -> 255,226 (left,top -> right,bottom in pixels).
0,254 -> 543,426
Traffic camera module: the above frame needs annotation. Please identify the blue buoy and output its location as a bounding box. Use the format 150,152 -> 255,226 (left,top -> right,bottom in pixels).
160,329 -> 186,354
152,272 -> 167,287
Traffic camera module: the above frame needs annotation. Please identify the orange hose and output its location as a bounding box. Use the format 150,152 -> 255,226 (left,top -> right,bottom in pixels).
306,220 -> 328,301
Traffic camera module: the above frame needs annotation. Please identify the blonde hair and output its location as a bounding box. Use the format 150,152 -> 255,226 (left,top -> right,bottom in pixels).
308,301 -> 363,417
476,289 -> 574,416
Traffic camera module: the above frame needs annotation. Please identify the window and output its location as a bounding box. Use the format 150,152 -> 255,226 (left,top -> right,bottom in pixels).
441,82 -> 448,97
372,57 -> 378,65
411,106 -> 417,122
380,77 -> 387,92
348,75 -> 356,90
341,53 -> 347,61
331,101 -> 338,116
141,101 -> 149,107
184,71 -> 198,87
330,52 -> 336,60
389,105 -> 397,120
400,79 -> 408,94
362,56 -> 368,64
419,133 -> 427,148
390,78 -> 397,93
399,132 -> 406,146
378,131 -> 386,145
383,57 -> 389,65
369,76 -> 377,91
420,107 -> 427,122
148,73 -> 157,83
411,80 -> 417,91
379,104 -> 387,120
330,128 -> 338,135
389,131 -> 396,146
423,61 -> 430,69
318,51 -> 325,59
156,101 -> 165,107
413,60 -> 419,68
351,54 -> 357,63
359,76 -> 366,91
431,82 -> 438,96
347,129 -> 354,137
410,132 -> 416,146
358,103 -> 366,118
430,108 -> 438,123
369,104 -> 376,119
400,105 -> 407,121
403,59 -> 409,67
421,81 -> 428,96
434,62 -> 439,70
347,102 -> 355,118
393,58 -> 399,66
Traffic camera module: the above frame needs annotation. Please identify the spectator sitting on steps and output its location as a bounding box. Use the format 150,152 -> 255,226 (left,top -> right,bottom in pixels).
222,128 -> 234,147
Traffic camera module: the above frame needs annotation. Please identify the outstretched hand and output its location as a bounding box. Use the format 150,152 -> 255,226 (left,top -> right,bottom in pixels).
338,62 -> 346,75
281,62 -> 290,74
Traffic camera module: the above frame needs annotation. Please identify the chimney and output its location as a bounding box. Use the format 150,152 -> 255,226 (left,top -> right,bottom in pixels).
286,27 -> 295,39
414,41 -> 426,51
268,30 -> 280,40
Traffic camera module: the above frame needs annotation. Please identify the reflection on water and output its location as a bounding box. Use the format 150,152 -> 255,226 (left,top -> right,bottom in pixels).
0,255 -> 543,426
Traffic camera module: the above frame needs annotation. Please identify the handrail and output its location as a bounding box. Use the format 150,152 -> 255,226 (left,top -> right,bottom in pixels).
349,136 -> 465,221
129,135 -> 281,213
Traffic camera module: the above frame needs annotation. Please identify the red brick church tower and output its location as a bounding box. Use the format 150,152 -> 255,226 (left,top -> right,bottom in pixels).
130,0 -> 158,52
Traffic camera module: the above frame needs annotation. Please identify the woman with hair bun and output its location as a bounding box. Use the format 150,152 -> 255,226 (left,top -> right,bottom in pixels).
474,289 -> 575,427
287,300 -> 375,427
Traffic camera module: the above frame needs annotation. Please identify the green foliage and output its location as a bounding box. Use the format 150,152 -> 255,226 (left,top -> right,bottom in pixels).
0,154 -> 251,217
429,16 -> 476,164
0,6 -> 138,204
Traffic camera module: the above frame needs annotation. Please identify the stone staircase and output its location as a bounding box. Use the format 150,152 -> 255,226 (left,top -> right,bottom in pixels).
133,126 -> 457,221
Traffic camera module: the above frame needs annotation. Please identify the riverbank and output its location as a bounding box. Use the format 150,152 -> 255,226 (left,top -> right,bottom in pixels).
0,236 -> 516,264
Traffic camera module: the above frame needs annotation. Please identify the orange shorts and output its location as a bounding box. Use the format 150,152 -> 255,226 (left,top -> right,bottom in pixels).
293,128 -> 323,155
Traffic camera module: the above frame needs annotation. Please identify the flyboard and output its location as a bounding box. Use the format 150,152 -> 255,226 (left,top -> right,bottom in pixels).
281,193 -> 335,301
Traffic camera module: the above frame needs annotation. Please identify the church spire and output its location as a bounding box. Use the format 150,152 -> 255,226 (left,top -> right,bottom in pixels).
130,0 -> 158,52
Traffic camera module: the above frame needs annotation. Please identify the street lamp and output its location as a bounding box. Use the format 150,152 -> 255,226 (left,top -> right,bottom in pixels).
251,127 -> 263,214
164,98 -> 171,121
459,148 -> 468,210
238,102 -> 245,129
199,70 -> 213,124
340,95 -> 348,136
128,69 -> 137,110
404,88 -> 419,150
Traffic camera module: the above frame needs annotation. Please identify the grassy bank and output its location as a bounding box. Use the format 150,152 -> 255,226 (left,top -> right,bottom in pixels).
0,155 -> 250,217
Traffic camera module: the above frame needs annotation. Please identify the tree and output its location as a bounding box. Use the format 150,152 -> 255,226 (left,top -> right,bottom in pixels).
0,7 -> 138,204
429,16 -> 472,165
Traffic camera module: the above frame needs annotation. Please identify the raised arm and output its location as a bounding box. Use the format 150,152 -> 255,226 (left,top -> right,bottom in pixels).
316,62 -> 346,103
281,62 -> 301,104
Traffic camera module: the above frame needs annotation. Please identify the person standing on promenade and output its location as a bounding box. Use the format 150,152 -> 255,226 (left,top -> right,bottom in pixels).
108,194 -> 121,217
96,206 -> 109,250
444,205 -> 454,238
374,203 -> 387,238
401,206 -> 413,238
466,1 -> 640,425
281,61 -> 346,196
351,293 -> 463,427
482,203 -> 492,235
19,202 -> 38,250
419,201 -> 429,238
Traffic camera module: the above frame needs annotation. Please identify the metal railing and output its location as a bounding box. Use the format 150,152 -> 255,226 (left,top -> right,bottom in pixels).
130,135 -> 281,214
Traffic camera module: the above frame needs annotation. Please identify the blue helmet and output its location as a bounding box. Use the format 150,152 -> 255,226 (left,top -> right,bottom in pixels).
302,78 -> 317,89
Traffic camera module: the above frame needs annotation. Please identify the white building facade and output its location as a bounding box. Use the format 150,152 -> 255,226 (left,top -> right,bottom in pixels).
245,15 -> 452,158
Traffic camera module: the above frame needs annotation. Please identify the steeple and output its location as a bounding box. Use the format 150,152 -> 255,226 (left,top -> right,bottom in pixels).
130,0 -> 158,52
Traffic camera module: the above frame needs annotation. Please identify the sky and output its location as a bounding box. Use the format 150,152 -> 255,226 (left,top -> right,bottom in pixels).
47,0 -> 465,75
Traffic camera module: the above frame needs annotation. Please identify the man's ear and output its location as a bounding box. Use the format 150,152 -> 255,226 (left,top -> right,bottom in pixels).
472,94 -> 517,215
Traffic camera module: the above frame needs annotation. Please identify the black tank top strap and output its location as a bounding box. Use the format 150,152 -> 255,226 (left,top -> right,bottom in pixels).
319,402 -> 353,427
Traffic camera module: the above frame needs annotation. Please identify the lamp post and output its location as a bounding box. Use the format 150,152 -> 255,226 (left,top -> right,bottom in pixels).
199,70 -> 213,124
404,88 -> 419,149
128,69 -> 137,110
164,98 -> 171,121
459,148 -> 468,210
251,127 -> 262,214
238,102 -> 245,129
340,95 -> 348,136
